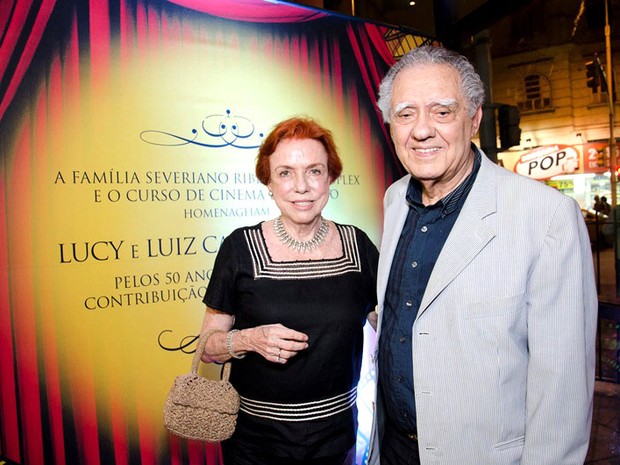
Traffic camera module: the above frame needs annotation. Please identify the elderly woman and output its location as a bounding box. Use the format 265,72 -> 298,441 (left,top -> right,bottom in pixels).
198,117 -> 379,465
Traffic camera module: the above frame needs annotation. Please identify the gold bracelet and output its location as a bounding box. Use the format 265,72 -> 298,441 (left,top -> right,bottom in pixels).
226,329 -> 246,359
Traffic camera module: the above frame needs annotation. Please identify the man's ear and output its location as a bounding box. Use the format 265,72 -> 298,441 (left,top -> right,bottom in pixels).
470,106 -> 483,137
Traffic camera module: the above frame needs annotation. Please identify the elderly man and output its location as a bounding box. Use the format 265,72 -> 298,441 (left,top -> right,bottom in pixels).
369,45 -> 598,465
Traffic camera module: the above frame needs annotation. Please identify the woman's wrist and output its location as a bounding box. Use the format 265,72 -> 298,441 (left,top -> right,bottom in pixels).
226,329 -> 246,359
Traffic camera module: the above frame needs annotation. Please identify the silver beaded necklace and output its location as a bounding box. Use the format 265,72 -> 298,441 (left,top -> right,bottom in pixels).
273,216 -> 329,253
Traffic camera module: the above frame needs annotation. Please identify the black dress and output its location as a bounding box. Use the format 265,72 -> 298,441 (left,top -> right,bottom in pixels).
203,222 -> 378,464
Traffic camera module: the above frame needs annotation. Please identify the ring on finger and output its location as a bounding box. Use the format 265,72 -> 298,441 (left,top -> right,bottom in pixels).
276,355 -> 281,363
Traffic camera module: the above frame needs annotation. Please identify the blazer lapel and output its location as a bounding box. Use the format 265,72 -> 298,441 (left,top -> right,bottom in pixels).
377,177 -> 410,304
418,156 -> 498,316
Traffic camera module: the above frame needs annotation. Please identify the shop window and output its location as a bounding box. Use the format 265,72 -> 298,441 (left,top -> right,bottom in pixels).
517,73 -> 553,113
589,71 -> 617,105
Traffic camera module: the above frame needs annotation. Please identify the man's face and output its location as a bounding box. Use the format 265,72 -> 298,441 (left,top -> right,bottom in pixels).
389,63 -> 483,199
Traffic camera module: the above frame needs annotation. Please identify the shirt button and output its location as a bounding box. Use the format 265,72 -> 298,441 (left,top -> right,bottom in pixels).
406,300 -> 413,307
411,261 -> 418,268
421,225 -> 428,232
401,411 -> 409,419
396,375 -> 403,383
399,336 -> 406,343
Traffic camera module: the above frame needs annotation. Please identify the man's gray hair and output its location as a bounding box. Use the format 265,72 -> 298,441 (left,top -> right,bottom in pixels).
377,45 -> 485,123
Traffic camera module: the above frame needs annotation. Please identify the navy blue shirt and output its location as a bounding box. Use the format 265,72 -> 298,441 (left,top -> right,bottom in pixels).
378,148 -> 481,433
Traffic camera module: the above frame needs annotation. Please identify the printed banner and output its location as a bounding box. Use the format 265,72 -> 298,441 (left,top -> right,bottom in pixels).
0,1 -> 432,464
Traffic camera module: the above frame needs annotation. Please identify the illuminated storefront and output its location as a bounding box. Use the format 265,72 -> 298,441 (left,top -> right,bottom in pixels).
499,141 -> 620,211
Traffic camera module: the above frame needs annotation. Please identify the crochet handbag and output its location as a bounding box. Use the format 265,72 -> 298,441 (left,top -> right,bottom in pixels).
163,330 -> 240,442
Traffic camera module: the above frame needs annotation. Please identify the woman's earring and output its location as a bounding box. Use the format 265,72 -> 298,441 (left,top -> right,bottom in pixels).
268,191 -> 273,198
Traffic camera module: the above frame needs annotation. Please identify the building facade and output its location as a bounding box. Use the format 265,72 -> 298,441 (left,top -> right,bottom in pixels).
485,0 -> 620,211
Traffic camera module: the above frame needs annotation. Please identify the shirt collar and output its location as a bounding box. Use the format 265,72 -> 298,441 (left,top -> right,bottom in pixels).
406,143 -> 482,215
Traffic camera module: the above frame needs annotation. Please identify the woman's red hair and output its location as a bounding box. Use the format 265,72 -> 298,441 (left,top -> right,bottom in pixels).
255,117 -> 343,185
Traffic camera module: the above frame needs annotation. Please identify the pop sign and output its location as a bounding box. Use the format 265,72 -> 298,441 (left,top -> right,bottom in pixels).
514,145 -> 580,180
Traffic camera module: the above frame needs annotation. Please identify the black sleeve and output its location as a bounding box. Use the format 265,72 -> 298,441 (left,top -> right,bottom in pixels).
356,227 -> 379,312
202,231 -> 238,315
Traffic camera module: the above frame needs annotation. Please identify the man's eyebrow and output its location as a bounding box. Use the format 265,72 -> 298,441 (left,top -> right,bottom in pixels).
430,98 -> 458,108
393,102 -> 414,113
393,99 -> 459,113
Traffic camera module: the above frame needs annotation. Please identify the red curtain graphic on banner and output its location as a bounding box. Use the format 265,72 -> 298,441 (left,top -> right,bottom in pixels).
0,1 -> 434,464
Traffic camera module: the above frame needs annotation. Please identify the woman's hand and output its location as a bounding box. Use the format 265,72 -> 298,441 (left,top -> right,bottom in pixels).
200,307 -> 308,364
367,305 -> 378,330
239,324 -> 308,364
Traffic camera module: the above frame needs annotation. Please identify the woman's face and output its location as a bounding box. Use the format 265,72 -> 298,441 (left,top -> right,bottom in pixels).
267,137 -> 331,226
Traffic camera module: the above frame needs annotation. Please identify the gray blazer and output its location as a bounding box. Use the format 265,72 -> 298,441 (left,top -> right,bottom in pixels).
368,151 -> 598,465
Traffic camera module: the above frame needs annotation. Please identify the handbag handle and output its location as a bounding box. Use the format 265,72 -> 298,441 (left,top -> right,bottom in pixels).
192,329 -> 232,381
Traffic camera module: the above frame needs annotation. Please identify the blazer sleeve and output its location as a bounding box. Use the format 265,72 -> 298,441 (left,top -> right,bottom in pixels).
521,195 -> 598,464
